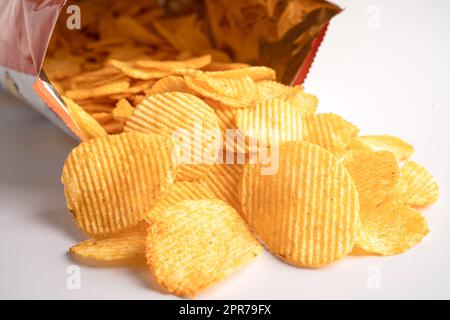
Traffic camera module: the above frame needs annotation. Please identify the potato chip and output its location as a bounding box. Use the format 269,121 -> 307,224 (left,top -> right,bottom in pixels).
205,66 -> 276,82
303,113 -> 359,155
103,121 -> 125,135
125,92 -> 221,181
115,16 -> 163,45
215,108 -> 236,133
257,80 -> 292,101
44,57 -> 81,80
295,90 -> 319,115
70,229 -> 147,262
203,164 -> 243,212
108,59 -> 169,80
202,62 -> 249,72
92,112 -> 114,125
146,199 -> 262,297
357,135 -> 414,162
235,98 -> 303,147
240,142 -> 360,268
152,15 -> 212,53
62,96 -> 107,141
65,80 -> 130,100
147,181 -> 216,219
185,75 -> 259,109
257,81 -> 317,115
70,73 -> 128,91
69,67 -> 121,87
356,201 -> 429,256
345,138 -> 373,154
401,161 -> 439,206
344,151 -> 400,216
124,80 -> 156,94
136,55 -> 212,70
113,99 -> 134,122
81,103 -> 115,114
147,76 -> 193,95
61,132 -> 176,236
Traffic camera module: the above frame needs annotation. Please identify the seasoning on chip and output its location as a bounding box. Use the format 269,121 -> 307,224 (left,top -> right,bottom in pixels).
146,199 -> 262,297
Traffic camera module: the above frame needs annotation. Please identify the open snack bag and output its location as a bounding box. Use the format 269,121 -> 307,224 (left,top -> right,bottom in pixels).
0,0 -> 340,140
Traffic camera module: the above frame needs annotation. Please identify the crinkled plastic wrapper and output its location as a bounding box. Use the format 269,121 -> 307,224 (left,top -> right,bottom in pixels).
0,0 -> 340,140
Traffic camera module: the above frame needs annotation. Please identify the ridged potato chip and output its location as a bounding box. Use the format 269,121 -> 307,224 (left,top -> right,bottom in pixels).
185,75 -> 259,109
345,138 -> 373,154
146,199 -> 262,297
125,92 -> 221,181
357,135 -> 414,161
147,76 -> 193,95
147,181 -> 216,219
356,201 -> 429,256
240,142 -> 360,268
213,108 -> 240,151
61,132 -> 176,236
70,229 -> 147,262
401,161 -> 439,206
303,113 -> 359,155
63,96 -> 107,141
205,66 -> 276,82
344,151 -> 400,216
257,81 -> 318,115
295,90 -> 319,115
203,62 -> 249,72
236,98 -> 303,149
203,164 -> 243,212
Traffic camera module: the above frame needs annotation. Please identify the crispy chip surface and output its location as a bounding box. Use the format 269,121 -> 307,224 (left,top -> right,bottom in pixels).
70,229 -> 147,262
109,59 -> 169,80
401,161 -> 439,206
203,164 -> 243,212
205,66 -> 276,82
357,135 -> 414,161
136,55 -> 211,70
147,181 -> 216,219
147,76 -> 193,95
63,96 -> 107,140
257,81 -> 318,115
356,201 -> 429,256
185,75 -> 259,109
240,142 -> 360,268
235,98 -> 303,148
113,99 -> 134,122
61,132 -> 176,236
125,92 -> 221,181
65,80 -> 130,100
146,199 -> 262,297
344,151 -> 400,217
303,113 -> 359,155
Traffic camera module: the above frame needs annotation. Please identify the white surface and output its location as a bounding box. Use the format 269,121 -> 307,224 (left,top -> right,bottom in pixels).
1,0 -> 450,300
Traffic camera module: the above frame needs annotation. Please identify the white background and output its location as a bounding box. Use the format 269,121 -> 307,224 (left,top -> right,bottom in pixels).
1,0 -> 449,299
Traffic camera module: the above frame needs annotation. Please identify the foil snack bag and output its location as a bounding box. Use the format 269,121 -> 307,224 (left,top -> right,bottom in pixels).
0,0 -> 340,140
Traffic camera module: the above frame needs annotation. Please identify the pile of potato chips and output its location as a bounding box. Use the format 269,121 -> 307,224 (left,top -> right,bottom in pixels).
48,0 -> 439,298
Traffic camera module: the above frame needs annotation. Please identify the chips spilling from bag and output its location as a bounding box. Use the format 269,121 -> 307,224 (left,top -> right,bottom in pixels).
53,0 -> 438,298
